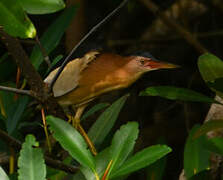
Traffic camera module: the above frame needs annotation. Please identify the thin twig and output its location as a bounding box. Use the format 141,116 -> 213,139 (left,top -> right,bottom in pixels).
0,129 -> 78,174
0,85 -> 34,97
35,35 -> 51,68
41,108 -> 52,153
139,0 -> 209,54
49,0 -> 130,91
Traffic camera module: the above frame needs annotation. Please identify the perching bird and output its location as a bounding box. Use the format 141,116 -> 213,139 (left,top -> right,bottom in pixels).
44,50 -> 178,155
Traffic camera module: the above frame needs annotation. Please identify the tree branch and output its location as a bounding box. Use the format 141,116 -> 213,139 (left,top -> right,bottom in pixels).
0,28 -> 65,118
0,28 -> 47,101
0,129 -> 78,174
139,0 -> 209,54
0,85 -> 34,97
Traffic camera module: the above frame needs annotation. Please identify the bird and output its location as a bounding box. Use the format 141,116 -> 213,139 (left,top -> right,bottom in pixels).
44,50 -> 178,155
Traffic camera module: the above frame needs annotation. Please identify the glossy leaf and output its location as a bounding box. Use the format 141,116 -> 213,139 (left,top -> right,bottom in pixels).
110,145 -> 172,179
184,125 -> 211,179
0,0 -> 36,38
19,0 -> 65,15
0,166 -> 9,180
198,53 -> 223,83
108,122 -> 139,177
198,53 -> 223,95
81,103 -> 110,121
80,148 -> 110,180
7,96 -> 29,134
46,116 -> 95,171
18,135 -> 46,180
140,86 -> 218,104
194,120 -> 223,139
88,94 -> 129,146
30,6 -> 77,69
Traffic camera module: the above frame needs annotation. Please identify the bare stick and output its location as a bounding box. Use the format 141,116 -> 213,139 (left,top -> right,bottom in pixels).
0,129 -> 78,174
0,85 -> 34,97
35,35 -> 51,68
49,0 -> 130,91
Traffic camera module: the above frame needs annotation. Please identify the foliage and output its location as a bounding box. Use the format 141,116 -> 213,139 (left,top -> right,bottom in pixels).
47,116 -> 171,180
1,0 -> 223,179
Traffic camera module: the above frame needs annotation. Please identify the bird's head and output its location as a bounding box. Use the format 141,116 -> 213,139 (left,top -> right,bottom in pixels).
125,53 -> 179,74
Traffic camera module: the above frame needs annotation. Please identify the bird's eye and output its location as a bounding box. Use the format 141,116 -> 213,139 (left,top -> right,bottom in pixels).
139,60 -> 145,65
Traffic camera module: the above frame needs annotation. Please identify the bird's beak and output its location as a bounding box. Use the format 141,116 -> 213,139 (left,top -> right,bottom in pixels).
144,59 -> 180,70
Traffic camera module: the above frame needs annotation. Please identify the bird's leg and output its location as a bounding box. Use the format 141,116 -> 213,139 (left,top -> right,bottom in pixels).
72,105 -> 85,128
72,105 -> 97,156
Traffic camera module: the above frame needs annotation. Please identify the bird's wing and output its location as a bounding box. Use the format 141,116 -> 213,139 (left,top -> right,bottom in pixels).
44,51 -> 100,97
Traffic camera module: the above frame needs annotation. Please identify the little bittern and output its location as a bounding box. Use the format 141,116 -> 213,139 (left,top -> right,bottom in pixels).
44,51 -> 178,155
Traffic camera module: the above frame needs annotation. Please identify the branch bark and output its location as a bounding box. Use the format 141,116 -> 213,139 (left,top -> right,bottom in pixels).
0,28 -> 47,101
0,129 -> 78,174
0,28 -> 65,118
0,85 -> 34,97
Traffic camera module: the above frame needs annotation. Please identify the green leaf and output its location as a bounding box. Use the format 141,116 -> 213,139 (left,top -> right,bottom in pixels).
110,145 -> 172,179
140,86 -> 218,104
18,135 -> 46,180
7,96 -> 29,134
46,116 -> 95,171
184,125 -> 211,179
146,138 -> 167,180
19,0 -> 65,15
108,122 -> 139,177
193,120 -> 223,139
88,94 -> 129,146
30,6 -> 77,69
81,103 -> 110,121
198,53 -> 223,95
0,0 -> 36,38
80,148 -> 110,180
203,137 -> 223,156
0,166 -> 9,180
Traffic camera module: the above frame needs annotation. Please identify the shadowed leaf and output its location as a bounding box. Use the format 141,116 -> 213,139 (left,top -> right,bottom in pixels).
19,0 -> 65,14
198,53 -> 223,96
184,125 -> 211,179
140,86 -> 218,104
